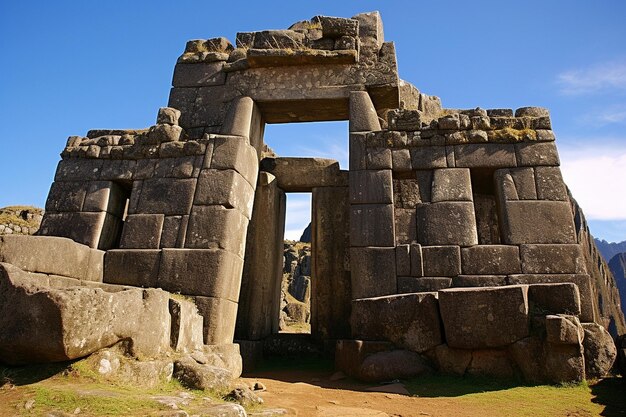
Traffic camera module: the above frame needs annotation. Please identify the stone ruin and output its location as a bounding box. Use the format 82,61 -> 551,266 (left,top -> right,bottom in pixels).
0,12 -> 623,385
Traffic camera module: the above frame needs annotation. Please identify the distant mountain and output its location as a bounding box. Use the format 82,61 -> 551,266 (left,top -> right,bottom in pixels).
299,223 -> 312,243
595,239 -> 626,263
608,253 -> 626,320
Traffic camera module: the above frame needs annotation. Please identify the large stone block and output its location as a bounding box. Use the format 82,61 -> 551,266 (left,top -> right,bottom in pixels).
350,247 -> 396,299
545,314 -> 583,345
136,178 -> 197,216
454,144 -> 517,168
416,202 -> 478,246
349,91 -> 381,132
260,157 -> 345,192
172,62 -> 226,88
45,181 -> 88,212
500,201 -> 576,244
582,323 -> 617,379
335,340 -> 394,380
211,135 -> 259,187
54,159 -> 104,182
431,168 -> 472,202
100,159 -> 136,180
396,244 -> 411,276
349,133 -> 367,170
351,292 -> 443,353
410,147 -> 447,169
0,263 -> 171,365
422,245 -> 461,277
194,169 -> 255,219
508,274 -> 594,322
535,166 -> 568,201
349,204 -> 395,247
169,298 -> 204,353
453,275 -> 507,287
349,170 -> 393,204
515,142 -> 560,166
119,214 -> 165,249
410,243 -> 424,277
38,211 -> 113,250
83,181 -> 127,215
393,179 -> 421,208
185,205 -> 249,258
394,208 -> 416,244
103,249 -> 161,287
0,235 -> 102,281
397,276 -> 451,292
461,245 -> 521,275
527,283 -> 581,316
520,244 -> 585,274
158,249 -> 243,301
159,215 -> 189,248
495,168 -> 537,201
439,285 -> 530,349
192,295 -> 239,345
154,156 -> 201,178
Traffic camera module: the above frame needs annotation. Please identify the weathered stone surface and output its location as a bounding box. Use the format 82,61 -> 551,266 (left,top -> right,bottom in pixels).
431,344 -> 472,375
466,349 -> 516,379
515,142 -> 560,166
454,144 -> 517,168
193,295 -> 239,345
453,275 -> 507,287
136,178 -> 197,216
45,181 -> 88,212
211,135 -> 259,187
103,249 -> 161,288
119,214 -> 164,249
335,339 -> 394,379
395,244 -> 410,276
349,133 -> 367,170
394,208 -> 416,244
158,249 -> 243,301
527,283 -> 581,316
0,263 -> 170,365
192,344 -> 243,378
416,202 -> 478,246
421,245 -> 461,277
160,215 -> 189,248
260,157 -> 345,192
410,243 -> 424,277
582,322 -> 617,379
359,350 -> 432,382
520,244 -> 585,274
500,201 -> 577,244
83,181 -> 127,215
169,298 -> 204,353
351,292 -> 442,352
0,235 -> 103,282
350,204 -> 395,247
439,285 -> 529,349
38,211 -> 115,250
397,276 -> 451,292
157,107 -> 182,125
410,146 -> 447,169
350,170 -> 393,204
155,156 -> 200,178
431,168 -> 472,202
185,205 -> 249,258
508,274 -> 594,322
461,245 -> 521,275
350,247 -> 396,299
172,63 -> 226,88
535,166 -> 568,201
349,91 -> 382,132
173,355 -> 233,392
84,348 -> 173,388
545,314 -> 583,344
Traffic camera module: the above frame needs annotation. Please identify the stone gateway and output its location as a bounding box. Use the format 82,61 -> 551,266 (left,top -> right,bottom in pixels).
0,12 -> 622,384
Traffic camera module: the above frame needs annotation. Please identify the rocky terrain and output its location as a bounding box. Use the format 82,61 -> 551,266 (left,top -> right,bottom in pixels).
280,241 -> 311,333
0,206 -> 43,235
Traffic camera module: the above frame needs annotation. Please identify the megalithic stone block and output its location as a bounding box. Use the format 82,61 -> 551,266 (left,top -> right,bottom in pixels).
416,202 -> 478,246
349,204 -> 395,247
431,168 -> 472,202
535,166 -> 568,201
349,170 -> 393,204
520,244 -> 586,274
260,157 -> 346,192
158,248 -> 244,301
194,169 -> 255,219
461,245 -> 521,275
438,285 -> 530,349
350,247 -> 396,299
185,205 -> 249,258
103,249 -> 162,287
136,178 -> 197,216
349,133 -> 367,171
191,295 -> 239,345
38,212 -> 108,249
397,277 -> 452,292
349,91 -> 381,132
394,208 -> 416,244
500,201 -> 576,244
422,245 -> 461,277
527,283 -> 581,316
119,214 -> 165,249
45,181 -> 89,212
160,215 -> 189,248
220,96 -> 254,139
395,244 -> 410,277
83,181 -> 127,215
211,135 -> 259,188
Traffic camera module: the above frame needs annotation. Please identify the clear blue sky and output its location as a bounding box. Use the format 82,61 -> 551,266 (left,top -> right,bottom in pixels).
1,1 -> 625,242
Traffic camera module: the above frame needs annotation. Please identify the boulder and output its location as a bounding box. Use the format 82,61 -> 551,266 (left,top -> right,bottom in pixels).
359,350 -> 432,382
582,322 -> 617,379
173,355 -> 233,392
191,344 -> 243,378
0,263 -> 171,365
430,344 -> 472,376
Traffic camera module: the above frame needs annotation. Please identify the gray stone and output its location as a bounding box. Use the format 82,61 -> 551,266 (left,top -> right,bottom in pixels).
395,244 -> 411,277
535,166 -> 568,201
158,249 -> 243,301
260,157 -> 345,192
38,212 -> 112,250
157,107 -> 182,125
252,30 -> 305,49
391,149 -> 412,171
194,169 -> 255,219
173,355 -> 233,393
172,63 -> 226,88
454,144 -> 517,168
431,168 -> 472,202
185,205 -> 249,258
193,295 -> 239,345
439,285 -> 529,349
417,202 -> 478,246
54,159 -> 104,182
160,215 -> 189,248
84,348 -> 173,388
136,178 -> 197,216
520,244 -> 585,274
199,404 -> 246,417
410,243 -> 424,277
350,170 -> 393,204
410,147 -> 447,169
83,181 -> 127,215
0,263 -> 171,365
119,214 -> 164,249
193,343 -> 243,378
147,124 -> 183,143
211,135 -> 259,187
397,277 -> 451,292
349,133 -> 367,170
350,247 -> 396,299
453,275 -> 507,287
45,181 -> 88,212
155,156 -> 200,178
527,283 -> 581,316
349,91 -> 381,132
500,201 -> 577,244
466,349 -> 516,379
515,142 -> 560,166
103,249 -> 161,288
461,245 -> 521,275
394,208 -> 416,244
350,204 -> 395,247
432,344 -> 472,376
515,107 -> 550,117
317,16 -> 359,38
359,350 -> 432,382
393,179 -> 421,208
582,322 -> 617,379
351,292 -> 442,353
422,245 -> 461,277
545,314 -> 583,345
169,298 -> 204,353
335,339 -> 394,379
